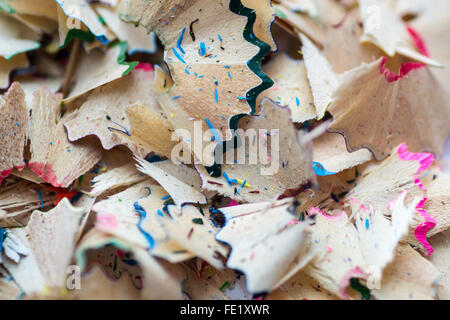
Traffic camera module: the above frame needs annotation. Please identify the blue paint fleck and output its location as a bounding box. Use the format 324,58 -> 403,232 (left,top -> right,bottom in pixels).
199,42 -> 206,56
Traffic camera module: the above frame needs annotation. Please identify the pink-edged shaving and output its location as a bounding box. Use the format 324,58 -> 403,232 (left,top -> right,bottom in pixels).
379,57 -> 424,83
396,143 -> 435,255
29,162 -> 61,188
414,198 -> 436,256
379,26 -> 433,83
339,266 -> 365,299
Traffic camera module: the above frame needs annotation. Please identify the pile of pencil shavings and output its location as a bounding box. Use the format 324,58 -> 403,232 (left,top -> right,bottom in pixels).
0,0 -> 449,300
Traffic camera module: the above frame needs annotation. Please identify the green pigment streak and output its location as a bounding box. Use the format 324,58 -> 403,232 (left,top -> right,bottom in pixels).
205,0 -> 274,177
60,29 -> 95,49
350,278 -> 371,300
110,41 -> 138,76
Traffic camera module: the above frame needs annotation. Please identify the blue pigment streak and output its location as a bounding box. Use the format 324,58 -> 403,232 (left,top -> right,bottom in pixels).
236,180 -> 246,195
96,35 -> 110,45
223,172 -> 237,186
172,47 -> 186,64
177,27 -> 186,54
313,162 -> 336,176
134,202 -> 155,249
0,228 -> 4,252
205,118 -> 222,144
37,189 -> 44,208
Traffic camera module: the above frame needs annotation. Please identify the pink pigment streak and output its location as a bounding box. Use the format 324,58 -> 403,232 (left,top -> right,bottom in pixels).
397,143 -> 434,173
29,162 -> 44,176
0,163 -> 26,184
135,62 -> 154,72
379,57 -> 424,83
15,164 -> 25,171
397,143 -> 434,191
309,206 -> 344,220
396,143 -> 435,255
29,162 -> 61,187
96,212 -> 119,230
406,26 -> 430,57
228,200 -> 239,207
379,26 -> 432,83
414,198 -> 436,255
387,190 -> 408,211
0,168 -> 13,184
